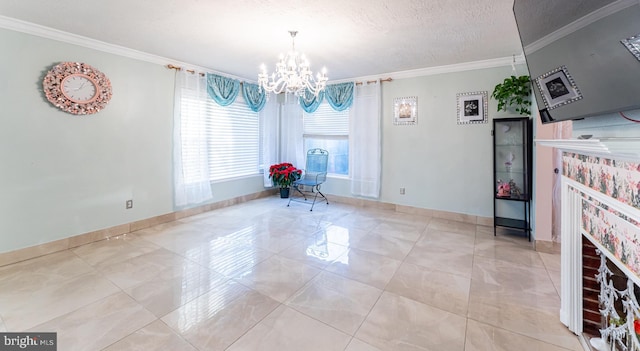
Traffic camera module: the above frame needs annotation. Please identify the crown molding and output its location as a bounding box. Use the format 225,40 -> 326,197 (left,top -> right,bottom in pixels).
386,55 -> 527,80
0,15 -> 169,65
0,15 -> 248,80
1,14 -> 526,84
330,55 -> 527,84
524,0 -> 637,54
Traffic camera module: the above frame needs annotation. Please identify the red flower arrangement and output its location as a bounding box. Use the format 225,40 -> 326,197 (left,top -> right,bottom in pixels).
269,163 -> 302,188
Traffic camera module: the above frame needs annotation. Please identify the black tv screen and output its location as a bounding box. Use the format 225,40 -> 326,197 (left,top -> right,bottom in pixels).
513,0 -> 640,124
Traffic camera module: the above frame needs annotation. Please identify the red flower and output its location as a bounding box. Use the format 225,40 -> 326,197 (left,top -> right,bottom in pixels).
268,162 -> 302,188
634,319 -> 640,334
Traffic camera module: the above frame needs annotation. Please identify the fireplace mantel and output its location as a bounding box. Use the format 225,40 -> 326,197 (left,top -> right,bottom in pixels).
536,138 -> 640,160
537,140 -> 640,350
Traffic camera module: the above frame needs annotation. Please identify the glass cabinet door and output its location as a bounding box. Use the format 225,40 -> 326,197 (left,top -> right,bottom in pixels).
492,117 -> 532,240
494,119 -> 529,200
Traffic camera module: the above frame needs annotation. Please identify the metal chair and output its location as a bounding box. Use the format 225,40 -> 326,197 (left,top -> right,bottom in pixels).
287,148 -> 329,211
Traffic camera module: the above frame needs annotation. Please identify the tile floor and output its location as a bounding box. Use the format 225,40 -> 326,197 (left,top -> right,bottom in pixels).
0,196 -> 583,351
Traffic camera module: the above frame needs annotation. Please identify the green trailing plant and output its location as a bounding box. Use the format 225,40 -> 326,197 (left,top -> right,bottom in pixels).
491,75 -> 532,116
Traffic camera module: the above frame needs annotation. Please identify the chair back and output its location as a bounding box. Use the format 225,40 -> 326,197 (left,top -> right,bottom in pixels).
305,148 -> 328,183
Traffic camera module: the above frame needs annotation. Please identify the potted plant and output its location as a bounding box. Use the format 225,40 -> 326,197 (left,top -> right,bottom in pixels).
269,162 -> 302,198
491,75 -> 532,116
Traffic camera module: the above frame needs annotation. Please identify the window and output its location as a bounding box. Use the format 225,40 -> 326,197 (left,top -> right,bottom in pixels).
181,88 -> 260,182
303,103 -> 349,176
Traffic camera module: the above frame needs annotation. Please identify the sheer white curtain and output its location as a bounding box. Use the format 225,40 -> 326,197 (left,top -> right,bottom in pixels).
261,98 -> 279,187
349,81 -> 381,198
280,98 -> 305,168
173,70 -> 213,207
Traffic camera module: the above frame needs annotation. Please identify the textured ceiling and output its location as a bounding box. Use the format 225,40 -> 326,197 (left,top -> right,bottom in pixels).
514,0 -> 617,46
0,0 -> 525,81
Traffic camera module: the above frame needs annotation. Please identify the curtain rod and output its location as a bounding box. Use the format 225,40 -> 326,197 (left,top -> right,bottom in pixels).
355,78 -> 392,85
167,64 -> 393,85
166,64 -> 205,76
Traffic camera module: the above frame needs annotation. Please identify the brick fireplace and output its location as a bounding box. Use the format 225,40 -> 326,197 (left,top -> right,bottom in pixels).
552,150 -> 640,350
582,239 -> 601,336
582,238 -> 640,340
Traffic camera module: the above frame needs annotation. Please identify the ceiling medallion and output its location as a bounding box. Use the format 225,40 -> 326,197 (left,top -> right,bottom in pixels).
258,31 -> 328,99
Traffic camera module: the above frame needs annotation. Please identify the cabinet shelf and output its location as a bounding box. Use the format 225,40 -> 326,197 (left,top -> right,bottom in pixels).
495,217 -> 529,230
495,170 -> 525,176
495,194 -> 530,201
493,117 -> 532,241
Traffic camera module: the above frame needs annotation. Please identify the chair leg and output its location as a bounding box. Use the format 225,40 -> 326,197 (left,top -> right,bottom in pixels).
316,184 -> 328,205
288,184 -> 306,208
294,184 -> 306,200
309,191 -> 318,211
309,185 -> 329,211
288,183 -> 328,211
317,190 -> 328,204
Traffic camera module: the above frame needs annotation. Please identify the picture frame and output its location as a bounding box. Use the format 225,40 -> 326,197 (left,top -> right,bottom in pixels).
622,33 -> 640,62
393,96 -> 417,125
456,91 -> 488,125
535,65 -> 583,110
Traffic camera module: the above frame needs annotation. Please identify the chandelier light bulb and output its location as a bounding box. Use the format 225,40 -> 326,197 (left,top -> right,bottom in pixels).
257,30 -> 328,99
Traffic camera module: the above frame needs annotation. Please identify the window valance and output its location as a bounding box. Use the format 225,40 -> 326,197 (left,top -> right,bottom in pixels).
203,71 -> 354,113
325,82 -> 355,111
206,73 -> 240,106
299,90 -> 325,113
242,82 -> 267,112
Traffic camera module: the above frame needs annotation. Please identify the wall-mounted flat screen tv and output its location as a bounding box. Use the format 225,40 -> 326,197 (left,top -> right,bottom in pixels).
513,0 -> 640,124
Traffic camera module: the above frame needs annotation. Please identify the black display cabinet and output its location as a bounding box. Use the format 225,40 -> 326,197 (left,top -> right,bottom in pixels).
492,117 -> 532,240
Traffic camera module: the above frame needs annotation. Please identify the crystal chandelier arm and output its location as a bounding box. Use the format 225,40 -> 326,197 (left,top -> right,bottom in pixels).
264,77 -> 288,95
258,31 -> 328,99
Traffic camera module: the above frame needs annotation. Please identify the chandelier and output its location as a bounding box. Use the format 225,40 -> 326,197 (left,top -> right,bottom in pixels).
258,31 -> 328,98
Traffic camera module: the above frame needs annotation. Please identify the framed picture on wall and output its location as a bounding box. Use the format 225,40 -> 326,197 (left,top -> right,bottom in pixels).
393,96 -> 417,125
535,65 -> 583,110
457,91 -> 488,125
622,33 -> 640,61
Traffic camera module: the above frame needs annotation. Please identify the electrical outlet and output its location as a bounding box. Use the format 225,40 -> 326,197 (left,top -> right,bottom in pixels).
125,200 -> 133,209
400,187 -> 405,195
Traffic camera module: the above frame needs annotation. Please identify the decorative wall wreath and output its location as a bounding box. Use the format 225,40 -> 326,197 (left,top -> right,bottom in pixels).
43,62 -> 112,115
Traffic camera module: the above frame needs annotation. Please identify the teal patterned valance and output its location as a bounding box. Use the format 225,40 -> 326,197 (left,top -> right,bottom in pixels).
206,73 -> 240,106
242,82 -> 266,112
299,90 -> 325,113
203,74 -> 354,112
325,82 -> 355,111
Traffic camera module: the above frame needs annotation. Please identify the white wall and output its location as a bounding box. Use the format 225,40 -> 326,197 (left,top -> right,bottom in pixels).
572,110 -> 640,137
0,28 -> 264,253
0,24 -> 536,253
323,64 -> 529,218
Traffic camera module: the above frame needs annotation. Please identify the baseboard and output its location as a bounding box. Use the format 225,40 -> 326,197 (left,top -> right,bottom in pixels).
0,189 -> 276,267
0,190 -> 494,267
329,194 -> 492,226
535,240 -> 561,254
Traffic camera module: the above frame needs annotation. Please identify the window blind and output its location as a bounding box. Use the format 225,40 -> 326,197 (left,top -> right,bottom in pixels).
303,102 -> 350,175
303,103 -> 349,136
181,88 -> 260,183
